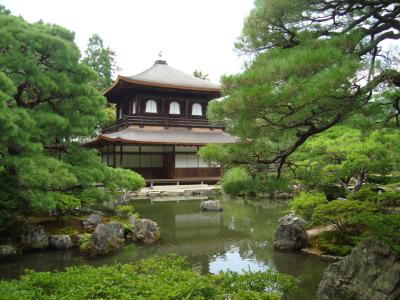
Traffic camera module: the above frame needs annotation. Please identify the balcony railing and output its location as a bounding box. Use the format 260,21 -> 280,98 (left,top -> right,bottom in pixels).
101,115 -> 223,133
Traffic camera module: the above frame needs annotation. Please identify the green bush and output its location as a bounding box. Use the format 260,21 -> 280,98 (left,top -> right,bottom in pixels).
115,204 -> 135,217
318,233 -> 354,256
312,200 -> 377,240
0,256 -> 295,299
290,192 -> 328,221
222,167 -> 254,196
347,187 -> 380,202
351,213 -> 400,254
376,191 -> 400,208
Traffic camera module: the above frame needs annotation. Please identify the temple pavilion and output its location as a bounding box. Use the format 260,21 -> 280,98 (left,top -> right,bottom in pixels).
87,59 -> 236,184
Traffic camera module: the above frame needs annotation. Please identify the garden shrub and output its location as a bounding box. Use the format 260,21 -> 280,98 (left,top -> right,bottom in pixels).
347,187 -> 380,202
290,192 -> 328,221
222,167 -> 254,196
318,232 -> 355,256
0,256 -> 295,299
115,204 -> 135,217
351,213 -> 400,254
312,200 -> 377,241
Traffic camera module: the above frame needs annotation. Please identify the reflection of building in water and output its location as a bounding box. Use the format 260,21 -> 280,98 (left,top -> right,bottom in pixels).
174,213 -> 224,239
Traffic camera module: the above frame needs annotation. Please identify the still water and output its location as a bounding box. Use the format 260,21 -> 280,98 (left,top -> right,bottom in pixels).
0,198 -> 328,299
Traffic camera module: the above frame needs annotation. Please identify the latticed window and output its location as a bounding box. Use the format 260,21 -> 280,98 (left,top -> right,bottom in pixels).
169,101 -> 180,114
192,103 -> 202,116
145,100 -> 157,113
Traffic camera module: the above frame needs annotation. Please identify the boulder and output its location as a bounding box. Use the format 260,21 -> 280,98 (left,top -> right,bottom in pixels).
131,218 -> 160,244
317,239 -> 400,300
0,245 -> 17,260
128,214 -> 138,227
86,221 -> 124,256
273,214 -> 308,251
82,213 -> 102,232
200,200 -> 223,211
49,235 -> 74,250
21,225 -> 49,250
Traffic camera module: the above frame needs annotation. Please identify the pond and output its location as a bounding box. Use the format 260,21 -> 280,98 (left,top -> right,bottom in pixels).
0,198 -> 328,299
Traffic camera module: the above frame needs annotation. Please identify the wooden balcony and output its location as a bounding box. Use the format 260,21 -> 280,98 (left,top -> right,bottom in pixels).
101,115 -> 223,133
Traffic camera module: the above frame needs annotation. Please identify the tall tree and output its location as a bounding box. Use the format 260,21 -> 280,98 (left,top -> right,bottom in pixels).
203,0 -> 400,179
82,34 -> 119,92
0,10 -> 144,234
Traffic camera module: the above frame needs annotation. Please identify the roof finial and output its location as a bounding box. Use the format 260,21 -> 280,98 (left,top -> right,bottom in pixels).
155,51 -> 167,65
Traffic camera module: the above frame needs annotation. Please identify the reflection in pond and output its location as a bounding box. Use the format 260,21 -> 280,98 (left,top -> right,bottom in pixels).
0,198 -> 328,299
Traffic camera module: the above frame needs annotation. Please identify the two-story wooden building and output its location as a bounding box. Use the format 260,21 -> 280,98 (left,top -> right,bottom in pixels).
87,60 -> 236,184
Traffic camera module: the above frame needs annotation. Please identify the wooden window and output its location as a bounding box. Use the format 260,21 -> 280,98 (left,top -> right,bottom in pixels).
169,101 -> 180,115
145,100 -> 157,113
192,103 -> 202,116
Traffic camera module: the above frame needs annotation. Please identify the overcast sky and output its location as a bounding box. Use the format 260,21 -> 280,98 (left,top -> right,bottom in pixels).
2,0 -> 255,83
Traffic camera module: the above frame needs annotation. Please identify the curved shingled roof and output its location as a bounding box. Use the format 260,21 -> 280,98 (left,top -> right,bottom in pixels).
104,60 -> 220,97
86,126 -> 237,146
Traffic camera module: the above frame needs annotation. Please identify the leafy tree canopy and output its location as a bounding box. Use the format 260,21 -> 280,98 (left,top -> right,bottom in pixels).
203,0 -> 400,180
293,126 -> 400,191
82,33 -> 119,92
0,9 -> 144,234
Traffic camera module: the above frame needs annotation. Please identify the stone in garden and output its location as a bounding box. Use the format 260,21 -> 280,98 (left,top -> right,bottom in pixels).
131,218 -> 160,244
49,235 -> 74,250
82,213 -> 102,232
21,225 -> 49,250
200,200 -> 223,211
128,214 -> 138,227
317,238 -> 400,300
273,214 -> 308,251
86,221 -> 125,256
0,245 -> 17,260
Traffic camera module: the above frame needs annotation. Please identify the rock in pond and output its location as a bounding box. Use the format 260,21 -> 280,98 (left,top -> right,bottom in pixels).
0,245 -> 17,260
200,200 -> 223,211
49,235 -> 74,250
317,238 -> 400,300
273,214 -> 308,251
82,213 -> 102,232
21,225 -> 49,250
130,218 -> 160,244
85,221 -> 124,256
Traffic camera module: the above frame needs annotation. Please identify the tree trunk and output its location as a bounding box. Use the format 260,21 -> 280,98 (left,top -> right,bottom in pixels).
353,168 -> 366,192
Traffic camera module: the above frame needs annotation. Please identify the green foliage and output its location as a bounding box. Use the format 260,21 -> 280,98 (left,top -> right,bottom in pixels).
348,187 -> 400,208
221,167 -> 253,196
0,256 -> 295,299
193,70 -> 209,80
290,192 -> 328,221
205,0 -> 400,186
318,232 -> 355,256
347,187 -> 380,203
115,204 -> 135,217
294,127 -> 400,191
312,200 -> 377,242
0,9 -> 145,236
52,193 -> 80,222
351,213 -> 400,254
320,185 -> 347,201
82,33 -> 119,91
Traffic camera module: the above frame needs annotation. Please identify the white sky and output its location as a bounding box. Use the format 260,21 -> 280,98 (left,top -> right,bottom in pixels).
2,0 -> 255,83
